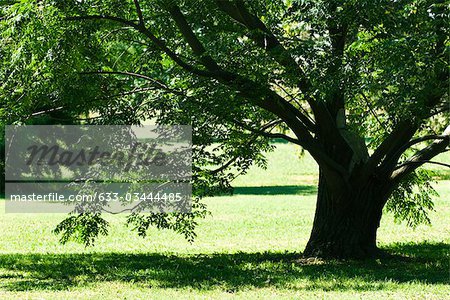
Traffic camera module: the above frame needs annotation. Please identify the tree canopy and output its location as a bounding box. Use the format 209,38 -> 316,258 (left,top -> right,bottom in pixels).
1,0 -> 448,257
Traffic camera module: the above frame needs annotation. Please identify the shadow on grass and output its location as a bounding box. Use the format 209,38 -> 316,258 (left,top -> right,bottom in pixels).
233,185 -> 317,196
0,242 -> 448,292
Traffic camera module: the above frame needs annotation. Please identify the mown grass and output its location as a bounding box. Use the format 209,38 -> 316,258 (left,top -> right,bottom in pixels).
0,144 -> 449,299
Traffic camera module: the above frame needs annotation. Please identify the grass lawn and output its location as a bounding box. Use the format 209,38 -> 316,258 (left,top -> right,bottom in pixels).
0,144 -> 449,299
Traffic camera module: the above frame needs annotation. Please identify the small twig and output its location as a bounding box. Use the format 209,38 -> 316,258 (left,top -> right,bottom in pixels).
80,70 -> 185,96
31,106 -> 64,117
360,92 -> 386,131
394,160 -> 450,170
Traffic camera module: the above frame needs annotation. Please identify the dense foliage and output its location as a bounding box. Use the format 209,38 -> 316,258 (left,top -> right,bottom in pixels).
1,0 -> 448,252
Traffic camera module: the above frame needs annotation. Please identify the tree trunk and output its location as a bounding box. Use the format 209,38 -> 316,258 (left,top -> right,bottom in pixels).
304,172 -> 388,259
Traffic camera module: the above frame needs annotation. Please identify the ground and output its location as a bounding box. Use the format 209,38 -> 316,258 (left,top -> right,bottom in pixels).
0,143 -> 449,299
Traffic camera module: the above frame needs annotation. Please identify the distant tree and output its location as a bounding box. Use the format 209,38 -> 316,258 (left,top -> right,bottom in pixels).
1,0 -> 448,258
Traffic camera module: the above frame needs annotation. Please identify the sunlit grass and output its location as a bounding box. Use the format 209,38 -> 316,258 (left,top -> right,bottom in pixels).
0,143 -> 449,299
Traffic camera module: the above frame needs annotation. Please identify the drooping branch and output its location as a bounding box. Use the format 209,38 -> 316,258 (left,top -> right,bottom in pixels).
68,11 -> 313,138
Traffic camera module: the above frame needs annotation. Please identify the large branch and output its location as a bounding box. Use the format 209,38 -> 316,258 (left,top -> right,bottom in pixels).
67,14 -> 309,136
215,1 -> 356,167
133,0 -> 144,25
168,5 -> 315,132
215,0 -> 311,92
68,12 -> 309,137
390,125 -> 450,181
165,5 -> 350,181
166,5 -> 220,71
67,11 -> 348,181
215,1 -> 330,131
324,1 -> 348,116
363,78 -> 448,182
165,5 -> 352,179
215,1 -> 327,129
391,133 -> 450,157
272,81 -> 316,131
165,5 -> 319,139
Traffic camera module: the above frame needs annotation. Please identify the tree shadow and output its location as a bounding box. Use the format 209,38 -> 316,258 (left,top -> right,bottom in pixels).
233,185 -> 317,196
0,242 -> 448,292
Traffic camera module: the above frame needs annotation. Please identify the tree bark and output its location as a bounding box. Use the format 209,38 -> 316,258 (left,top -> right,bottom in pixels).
304,171 -> 388,259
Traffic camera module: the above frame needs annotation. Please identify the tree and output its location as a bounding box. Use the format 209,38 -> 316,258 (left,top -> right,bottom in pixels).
1,0 -> 448,258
